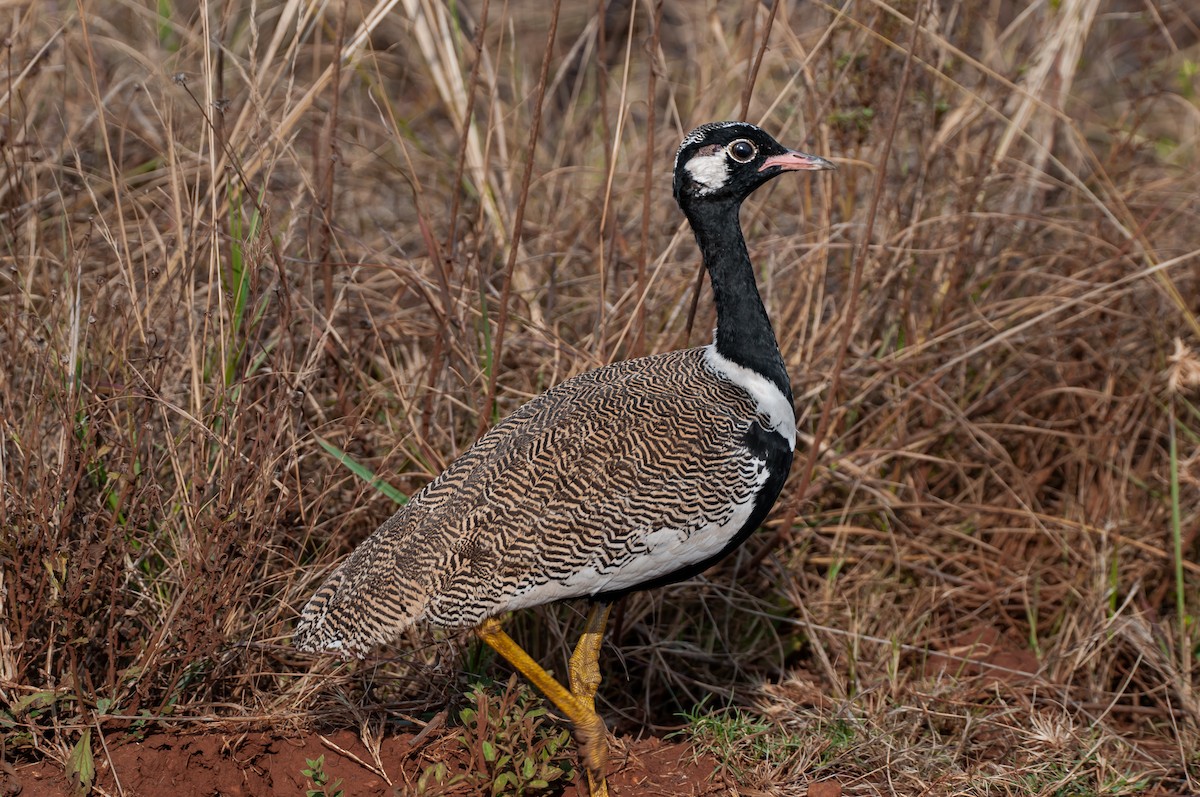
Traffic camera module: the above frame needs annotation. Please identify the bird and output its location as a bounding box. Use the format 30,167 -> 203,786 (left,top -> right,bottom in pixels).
295,121 -> 834,797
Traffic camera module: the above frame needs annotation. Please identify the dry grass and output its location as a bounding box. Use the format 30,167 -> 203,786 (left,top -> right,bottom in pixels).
1,0 -> 1198,793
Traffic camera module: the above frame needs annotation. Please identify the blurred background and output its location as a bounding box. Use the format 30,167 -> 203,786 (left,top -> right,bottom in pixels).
1,0 -> 1198,792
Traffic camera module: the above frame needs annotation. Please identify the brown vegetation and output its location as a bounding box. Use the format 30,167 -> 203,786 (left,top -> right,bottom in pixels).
1,0 -> 1198,794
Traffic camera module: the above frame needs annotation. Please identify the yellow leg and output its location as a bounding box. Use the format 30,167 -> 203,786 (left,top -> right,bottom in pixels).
478,611 -> 611,796
567,603 -> 612,797
568,603 -> 611,710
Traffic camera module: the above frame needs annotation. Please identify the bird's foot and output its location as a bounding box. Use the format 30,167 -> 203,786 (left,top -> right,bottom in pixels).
586,769 -> 610,797
573,710 -> 610,797
568,649 -> 603,701
568,603 -> 610,702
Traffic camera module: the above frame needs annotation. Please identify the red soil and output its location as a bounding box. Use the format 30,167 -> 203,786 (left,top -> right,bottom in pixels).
5,730 -> 725,797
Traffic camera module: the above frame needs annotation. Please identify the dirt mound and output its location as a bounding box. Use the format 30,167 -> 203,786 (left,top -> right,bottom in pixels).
6,730 -> 723,797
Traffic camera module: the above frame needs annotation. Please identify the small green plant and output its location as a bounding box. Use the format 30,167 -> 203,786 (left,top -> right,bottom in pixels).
414,760 -> 469,794
821,718 -> 856,756
6,691 -> 79,752
66,728 -> 94,797
678,700 -> 805,778
301,755 -> 344,797
443,677 -> 575,796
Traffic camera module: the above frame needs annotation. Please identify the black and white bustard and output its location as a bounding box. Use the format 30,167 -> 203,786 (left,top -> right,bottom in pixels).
295,121 -> 834,797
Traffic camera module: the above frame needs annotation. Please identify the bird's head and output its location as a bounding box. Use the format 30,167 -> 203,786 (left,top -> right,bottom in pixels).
673,121 -> 834,206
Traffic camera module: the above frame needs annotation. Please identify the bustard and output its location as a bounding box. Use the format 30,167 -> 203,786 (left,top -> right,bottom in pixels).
295,121 -> 834,796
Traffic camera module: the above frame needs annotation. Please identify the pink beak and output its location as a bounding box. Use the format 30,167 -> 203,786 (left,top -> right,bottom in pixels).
759,150 -> 836,172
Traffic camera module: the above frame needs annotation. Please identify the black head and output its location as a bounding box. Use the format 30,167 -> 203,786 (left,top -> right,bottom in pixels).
673,121 -> 834,206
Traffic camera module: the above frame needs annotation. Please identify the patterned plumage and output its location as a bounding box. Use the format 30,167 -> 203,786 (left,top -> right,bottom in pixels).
296,121 -> 834,797
296,347 -> 789,654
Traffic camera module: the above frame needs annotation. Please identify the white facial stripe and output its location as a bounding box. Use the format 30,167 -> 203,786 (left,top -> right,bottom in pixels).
703,344 -> 796,451
675,121 -> 750,171
684,152 -> 729,195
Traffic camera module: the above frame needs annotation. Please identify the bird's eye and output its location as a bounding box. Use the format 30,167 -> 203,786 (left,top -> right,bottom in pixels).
727,139 -> 757,163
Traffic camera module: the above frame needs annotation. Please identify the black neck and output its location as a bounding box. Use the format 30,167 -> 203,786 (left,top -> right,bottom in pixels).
682,198 -> 793,402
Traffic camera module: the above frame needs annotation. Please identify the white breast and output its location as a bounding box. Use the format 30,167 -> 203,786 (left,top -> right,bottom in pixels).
702,344 -> 796,450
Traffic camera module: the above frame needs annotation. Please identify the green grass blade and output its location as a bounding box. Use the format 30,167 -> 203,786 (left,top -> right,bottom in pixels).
316,436 -> 408,506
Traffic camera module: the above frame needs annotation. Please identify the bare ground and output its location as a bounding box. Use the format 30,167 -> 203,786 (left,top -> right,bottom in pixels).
5,730 -> 726,797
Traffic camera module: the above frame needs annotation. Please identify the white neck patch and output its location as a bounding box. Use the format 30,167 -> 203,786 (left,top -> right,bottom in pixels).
703,344 -> 796,451
684,151 -> 729,195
